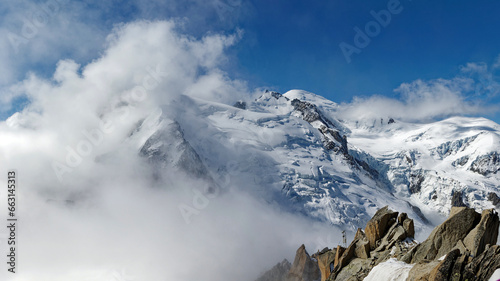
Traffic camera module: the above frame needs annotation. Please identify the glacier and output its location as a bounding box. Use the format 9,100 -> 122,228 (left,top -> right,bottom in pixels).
133,89 -> 500,237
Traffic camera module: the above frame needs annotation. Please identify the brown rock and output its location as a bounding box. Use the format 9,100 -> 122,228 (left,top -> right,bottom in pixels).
403,218 -> 415,238
463,208 -> 499,257
334,240 -> 356,273
317,249 -> 336,281
354,239 -> 371,259
374,222 -> 408,253
354,228 -> 365,241
450,252 -> 469,281
411,207 -> 481,263
364,206 -> 399,250
333,245 -> 345,269
406,260 -> 440,281
332,258 -> 372,281
287,244 -> 321,281
452,240 -> 467,255
398,213 -> 408,224
463,244 -> 500,280
427,249 -> 460,281
351,229 -> 370,259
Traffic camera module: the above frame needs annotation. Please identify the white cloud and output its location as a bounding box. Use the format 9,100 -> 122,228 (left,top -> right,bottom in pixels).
337,62 -> 500,123
0,20 -> 326,281
0,0 -> 249,113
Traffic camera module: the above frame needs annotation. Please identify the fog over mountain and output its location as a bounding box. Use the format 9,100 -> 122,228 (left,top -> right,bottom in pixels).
1,19 -> 500,281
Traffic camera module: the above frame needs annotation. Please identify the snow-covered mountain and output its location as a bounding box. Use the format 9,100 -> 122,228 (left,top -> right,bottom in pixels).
134,89 -> 500,233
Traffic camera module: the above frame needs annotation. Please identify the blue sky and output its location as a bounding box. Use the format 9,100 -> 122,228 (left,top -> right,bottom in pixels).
1,0 -> 500,122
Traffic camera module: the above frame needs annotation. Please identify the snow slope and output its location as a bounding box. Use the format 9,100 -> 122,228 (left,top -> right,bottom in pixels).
131,89 -> 500,235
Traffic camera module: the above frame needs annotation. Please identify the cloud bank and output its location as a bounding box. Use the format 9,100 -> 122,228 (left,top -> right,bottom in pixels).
0,20 -> 334,281
336,62 -> 500,123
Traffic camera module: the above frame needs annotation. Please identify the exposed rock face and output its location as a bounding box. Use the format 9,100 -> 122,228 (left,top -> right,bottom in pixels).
364,206 -> 399,249
463,208 -> 499,257
406,260 -> 440,281
314,248 -> 336,281
427,249 -> 461,281
451,190 -> 466,207
488,192 -> 500,206
287,244 -> 321,281
410,207 -> 481,263
333,246 -> 345,269
469,152 -> 500,175
260,206 -> 500,281
462,244 -> 500,280
233,101 -> 247,110
256,259 -> 292,281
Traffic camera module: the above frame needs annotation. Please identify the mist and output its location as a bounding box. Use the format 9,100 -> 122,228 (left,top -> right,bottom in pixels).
0,20 -> 338,281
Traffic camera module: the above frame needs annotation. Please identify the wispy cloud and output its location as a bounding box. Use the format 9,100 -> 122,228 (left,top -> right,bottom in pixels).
337,59 -> 500,123
0,0 -> 249,115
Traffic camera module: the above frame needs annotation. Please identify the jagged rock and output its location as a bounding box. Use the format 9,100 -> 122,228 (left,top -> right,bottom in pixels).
451,190 -> 466,207
388,118 -> 395,124
333,246 -> 345,269
354,239 -> 370,260
364,206 -> 398,250
265,206 -> 500,281
452,240 -> 467,254
450,252 -> 469,281
315,249 -> 336,281
469,152 -> 500,175
351,229 -> 370,259
462,244 -> 500,280
409,172 -> 424,194
488,192 -> 500,206
255,259 -> 291,281
291,99 -> 322,123
333,240 -> 356,274
287,245 -> 321,281
410,207 -> 481,263
463,208 -> 499,257
427,249 -> 460,281
233,101 -> 247,109
403,218 -> 415,238
375,223 -> 407,253
398,213 -> 407,224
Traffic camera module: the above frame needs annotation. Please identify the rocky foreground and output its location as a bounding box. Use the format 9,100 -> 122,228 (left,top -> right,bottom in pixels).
256,206 -> 500,281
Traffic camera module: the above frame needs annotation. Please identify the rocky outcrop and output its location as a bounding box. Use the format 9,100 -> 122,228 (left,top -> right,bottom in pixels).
427,249 -> 461,281
233,101 -> 247,110
256,259 -> 292,281
462,244 -> 500,280
325,207 -> 415,280
462,209 -> 499,257
451,190 -> 466,207
488,192 -> 500,207
314,248 -> 336,281
410,207 -> 480,263
469,152 -> 500,175
259,206 -> 500,281
406,260 -> 440,281
364,206 -> 399,250
287,244 -> 321,281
